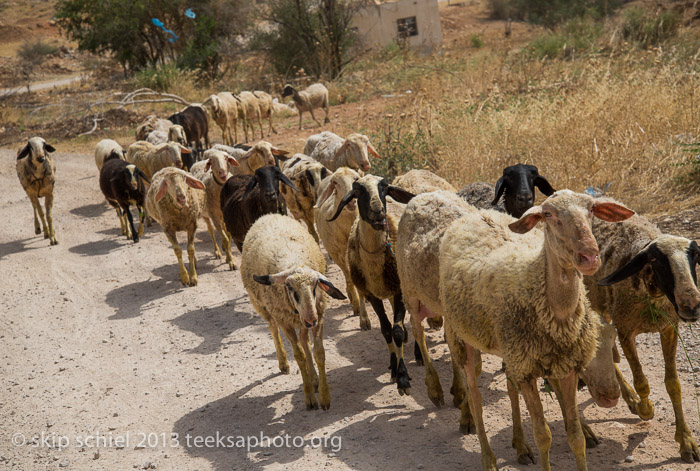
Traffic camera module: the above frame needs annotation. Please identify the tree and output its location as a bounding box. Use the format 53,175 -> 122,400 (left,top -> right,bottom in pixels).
55,0 -> 249,78
253,0 -> 358,79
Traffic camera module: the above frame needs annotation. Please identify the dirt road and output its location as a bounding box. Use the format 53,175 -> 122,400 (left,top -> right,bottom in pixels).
1,149 -> 700,471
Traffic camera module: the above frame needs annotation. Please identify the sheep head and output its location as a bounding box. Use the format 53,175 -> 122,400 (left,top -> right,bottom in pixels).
315,167 -> 360,213
155,169 -> 205,208
203,150 -> 239,184
17,137 -> 55,164
492,163 -> 556,218
335,134 -> 380,172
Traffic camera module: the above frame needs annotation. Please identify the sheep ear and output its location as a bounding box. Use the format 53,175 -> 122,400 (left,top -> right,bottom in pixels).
314,180 -> 336,209
271,147 -> 290,158
179,145 -> 192,155
155,180 -> 169,202
227,156 -> 240,167
534,175 -> 555,196
327,189 -> 358,222
44,143 -> 56,153
387,185 -> 414,204
185,175 -> 205,190
335,141 -> 348,159
592,201 -> 635,222
305,169 -> 317,187
367,143 -> 381,159
122,150 -> 127,157
320,167 -> 329,180
254,267 -> 296,285
244,176 -> 258,195
136,169 -> 150,184
317,276 -> 347,300
492,176 -> 506,205
509,206 -> 543,234
204,159 -> 212,172
17,144 -> 30,160
598,249 -> 649,286
276,167 -> 299,191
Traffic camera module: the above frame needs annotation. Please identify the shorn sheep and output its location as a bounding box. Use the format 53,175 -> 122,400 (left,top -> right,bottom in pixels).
234,91 -> 264,141
327,175 -> 415,394
213,141 -> 289,175
314,167 -> 370,330
135,115 -> 172,141
145,167 -> 206,287
190,150 -> 240,271
203,92 -> 241,145
125,141 -> 190,181
99,154 -> 149,243
145,124 -> 187,146
458,164 -> 555,217
16,137 -> 58,245
585,202 -> 700,463
281,83 -> 330,130
280,154 -> 329,242
220,166 -> 298,251
94,139 -> 125,173
393,169 -> 455,194
241,213 -> 346,410
439,190 -> 633,470
304,131 -> 380,172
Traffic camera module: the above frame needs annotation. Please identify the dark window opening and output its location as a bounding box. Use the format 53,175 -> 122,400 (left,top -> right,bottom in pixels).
397,16 -> 418,38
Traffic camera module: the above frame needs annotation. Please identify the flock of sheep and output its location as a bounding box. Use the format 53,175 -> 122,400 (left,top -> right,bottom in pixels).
13,80 -> 700,470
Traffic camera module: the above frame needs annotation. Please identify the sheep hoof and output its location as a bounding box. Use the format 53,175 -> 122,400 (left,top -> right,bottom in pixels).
359,317 -> 371,331
324,118 -> 330,124
631,399 -> 654,420
517,450 -> 536,465
320,402 -> 330,411
35,226 -> 41,235
188,277 -> 198,287
306,400 -> 319,410
44,232 -> 49,239
459,422 -> 475,435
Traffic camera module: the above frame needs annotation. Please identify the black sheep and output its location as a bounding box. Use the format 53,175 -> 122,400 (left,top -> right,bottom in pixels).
99,155 -> 150,243
220,166 -> 297,251
168,105 -> 209,152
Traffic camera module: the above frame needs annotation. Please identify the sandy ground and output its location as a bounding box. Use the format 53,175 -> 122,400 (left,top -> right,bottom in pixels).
2,149 -> 700,471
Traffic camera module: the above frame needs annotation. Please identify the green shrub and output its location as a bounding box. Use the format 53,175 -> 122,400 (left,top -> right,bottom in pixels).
622,7 -> 680,48
18,39 -> 58,63
470,34 -> 484,48
133,63 -> 180,92
526,17 -> 601,59
488,0 -> 621,27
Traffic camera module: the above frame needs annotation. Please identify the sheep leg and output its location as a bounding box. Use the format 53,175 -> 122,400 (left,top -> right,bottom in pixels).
520,377 -> 553,471
44,194 -> 57,245
137,206 -> 146,239
550,378 -> 599,448
164,231 -> 190,286
267,318 -> 289,373
203,216 -> 223,259
506,375 -> 536,464
282,325 -> 319,410
407,299 -> 444,407
303,214 -> 320,242
300,327 -> 319,392
257,113 -> 264,139
618,332 -> 654,420
308,108 -> 322,128
213,217 -> 236,270
114,206 -> 128,237
463,343 -> 497,470
268,113 -> 277,135
660,324 -> 700,463
312,322 -> 331,410
390,294 -> 411,396
186,225 -> 198,287
29,194 -> 49,239
551,373 -> 587,471
122,204 -> 139,243
298,111 -> 304,130
367,295 -> 398,383
340,265 -> 370,329
323,99 -> 330,124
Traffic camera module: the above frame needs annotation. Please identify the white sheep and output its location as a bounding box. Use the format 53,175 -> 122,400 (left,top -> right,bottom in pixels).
314,167 -> 370,330
16,137 -> 58,245
241,213 -> 346,410
585,201 -> 700,463
125,141 -> 191,181
393,169 -> 455,194
94,139 -> 125,173
439,190 -> 633,470
203,92 -> 241,145
234,91 -> 264,141
304,131 -> 381,172
253,90 -> 277,136
145,125 -> 187,146
279,153 -> 329,241
281,83 -> 330,129
213,141 -> 288,175
135,114 -> 172,141
145,167 -> 206,287
190,149 -> 240,270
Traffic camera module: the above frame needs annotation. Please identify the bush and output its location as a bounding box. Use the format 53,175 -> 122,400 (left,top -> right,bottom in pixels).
488,0 -> 621,27
470,34 -> 484,48
18,39 -> 58,63
622,7 -> 680,49
133,63 -> 180,92
526,17 -> 601,59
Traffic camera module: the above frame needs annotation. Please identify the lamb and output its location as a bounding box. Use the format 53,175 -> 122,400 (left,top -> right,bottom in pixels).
220,166 -> 298,252
458,163 -> 555,217
281,83 -> 330,130
213,141 -> 288,175
253,90 -> 277,136
279,153 -> 329,242
16,137 -> 58,245
234,91 -> 264,141
203,92 -> 241,145
168,104 -> 209,150
145,124 -> 187,146
125,141 -> 190,181
327,175 -> 415,394
190,149 -> 240,270
145,167 -> 206,287
304,131 -> 381,172
439,190 -> 633,470
99,154 -> 149,243
241,213 -> 346,410
135,115 -> 172,141
94,139 -> 125,173
393,169 -> 455,194
314,167 -> 370,330
584,202 -> 700,463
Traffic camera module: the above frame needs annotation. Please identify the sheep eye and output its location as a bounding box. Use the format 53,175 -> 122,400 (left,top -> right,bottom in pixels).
293,291 -> 299,302
543,211 -> 552,218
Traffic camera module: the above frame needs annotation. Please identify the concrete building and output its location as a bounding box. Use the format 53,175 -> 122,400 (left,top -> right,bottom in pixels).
352,0 -> 443,53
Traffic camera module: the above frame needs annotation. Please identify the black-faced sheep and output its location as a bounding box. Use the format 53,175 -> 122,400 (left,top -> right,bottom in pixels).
281,83 -> 330,130
99,155 -> 149,243
168,104 -> 209,150
16,137 -> 58,245
220,166 -> 298,252
241,213 -> 346,410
